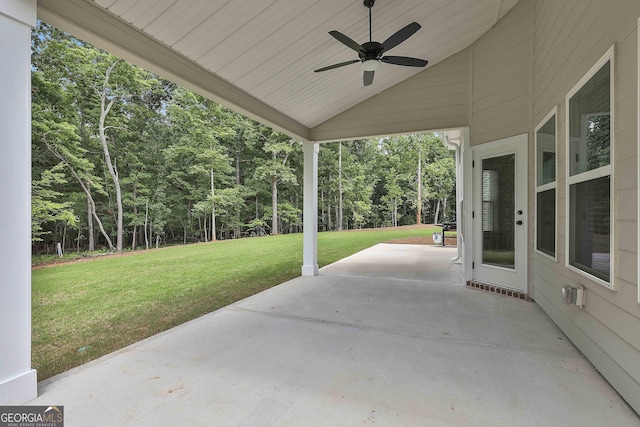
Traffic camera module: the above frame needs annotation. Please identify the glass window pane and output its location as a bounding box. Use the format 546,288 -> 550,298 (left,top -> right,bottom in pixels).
482,154 -> 515,269
536,115 -> 556,186
569,61 -> 610,176
536,189 -> 555,257
569,176 -> 610,282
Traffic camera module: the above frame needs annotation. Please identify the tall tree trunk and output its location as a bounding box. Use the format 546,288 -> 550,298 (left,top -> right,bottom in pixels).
87,187 -> 95,251
144,199 -> 149,250
85,186 -> 114,251
443,197 -> 447,221
211,166 -> 217,241
131,186 -> 137,250
327,196 -> 332,231
271,177 -> 278,235
45,139 -> 115,251
98,60 -> 124,252
327,174 -> 332,230
417,148 -> 422,224
320,189 -> 325,230
182,217 -> 187,245
235,150 -> 241,238
338,142 -> 343,231
269,141 -> 294,236
334,196 -> 339,230
394,198 -> 399,227
434,199 -> 441,225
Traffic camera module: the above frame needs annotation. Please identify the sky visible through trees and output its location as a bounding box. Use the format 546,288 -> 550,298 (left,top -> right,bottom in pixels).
31,23 -> 456,254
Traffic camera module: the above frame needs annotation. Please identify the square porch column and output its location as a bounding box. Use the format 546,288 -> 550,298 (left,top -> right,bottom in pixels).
301,142 -> 319,276
0,1 -> 38,405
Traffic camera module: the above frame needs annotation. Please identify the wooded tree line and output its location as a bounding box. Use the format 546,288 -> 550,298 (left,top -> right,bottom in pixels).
31,23 -> 455,254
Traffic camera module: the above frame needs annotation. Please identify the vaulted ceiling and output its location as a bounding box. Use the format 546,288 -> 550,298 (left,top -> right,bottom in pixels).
38,0 -> 519,141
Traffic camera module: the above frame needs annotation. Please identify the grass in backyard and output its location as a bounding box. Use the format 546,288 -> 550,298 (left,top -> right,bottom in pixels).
32,225 -> 438,380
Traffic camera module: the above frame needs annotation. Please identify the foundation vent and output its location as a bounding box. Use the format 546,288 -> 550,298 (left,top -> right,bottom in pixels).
466,280 -> 532,301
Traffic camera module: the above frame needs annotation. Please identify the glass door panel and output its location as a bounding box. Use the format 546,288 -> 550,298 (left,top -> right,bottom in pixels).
481,154 -> 515,269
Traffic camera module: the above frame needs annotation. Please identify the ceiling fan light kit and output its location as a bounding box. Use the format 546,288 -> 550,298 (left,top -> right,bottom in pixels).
315,0 -> 428,86
361,59 -> 380,72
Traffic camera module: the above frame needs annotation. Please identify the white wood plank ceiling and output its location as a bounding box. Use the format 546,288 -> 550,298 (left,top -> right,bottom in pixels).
40,0 -> 519,132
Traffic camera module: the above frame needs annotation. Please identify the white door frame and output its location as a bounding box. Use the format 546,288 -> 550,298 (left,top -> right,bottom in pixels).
462,133 -> 528,293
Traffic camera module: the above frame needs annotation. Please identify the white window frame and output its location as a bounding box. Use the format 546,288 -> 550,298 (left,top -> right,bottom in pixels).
565,45 -> 615,290
535,108 -> 557,261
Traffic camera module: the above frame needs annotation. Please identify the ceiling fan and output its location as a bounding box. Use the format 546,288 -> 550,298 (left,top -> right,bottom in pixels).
314,0 -> 428,86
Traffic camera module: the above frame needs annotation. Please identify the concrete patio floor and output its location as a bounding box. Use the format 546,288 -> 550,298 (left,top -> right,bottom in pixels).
30,244 -> 639,426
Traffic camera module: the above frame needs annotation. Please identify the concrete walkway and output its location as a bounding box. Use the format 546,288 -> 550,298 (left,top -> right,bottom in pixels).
30,244 -> 639,426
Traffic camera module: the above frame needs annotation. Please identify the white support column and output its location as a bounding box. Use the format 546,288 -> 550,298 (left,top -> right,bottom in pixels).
0,1 -> 38,405
443,130 -> 463,264
301,142 -> 319,276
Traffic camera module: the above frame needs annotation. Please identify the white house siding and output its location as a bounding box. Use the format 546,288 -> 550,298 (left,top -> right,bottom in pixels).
530,0 -> 640,413
308,48 -> 469,142
468,0 -> 532,146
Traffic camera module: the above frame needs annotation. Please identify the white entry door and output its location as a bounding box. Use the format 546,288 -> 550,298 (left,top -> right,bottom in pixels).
472,134 -> 528,292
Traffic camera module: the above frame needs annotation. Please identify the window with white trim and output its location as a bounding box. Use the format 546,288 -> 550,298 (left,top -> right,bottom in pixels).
535,111 -> 556,258
566,47 -> 613,288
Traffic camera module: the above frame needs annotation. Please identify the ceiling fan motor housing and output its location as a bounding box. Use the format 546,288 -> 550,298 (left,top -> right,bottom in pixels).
359,42 -> 384,61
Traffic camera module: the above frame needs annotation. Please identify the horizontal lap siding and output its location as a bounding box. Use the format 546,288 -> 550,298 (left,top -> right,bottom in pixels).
469,1 -> 531,146
533,269 -> 640,413
532,0 -> 640,413
309,49 -> 469,142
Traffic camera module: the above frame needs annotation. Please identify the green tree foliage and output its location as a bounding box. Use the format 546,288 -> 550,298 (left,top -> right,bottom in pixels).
32,22 -> 168,252
31,24 -> 456,254
250,127 -> 300,235
31,165 -> 77,242
164,88 -> 236,242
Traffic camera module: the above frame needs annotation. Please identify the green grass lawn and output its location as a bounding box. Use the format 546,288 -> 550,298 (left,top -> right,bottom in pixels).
32,225 -> 438,380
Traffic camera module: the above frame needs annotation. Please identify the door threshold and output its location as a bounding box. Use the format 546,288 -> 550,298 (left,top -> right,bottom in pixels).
466,280 -> 532,301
